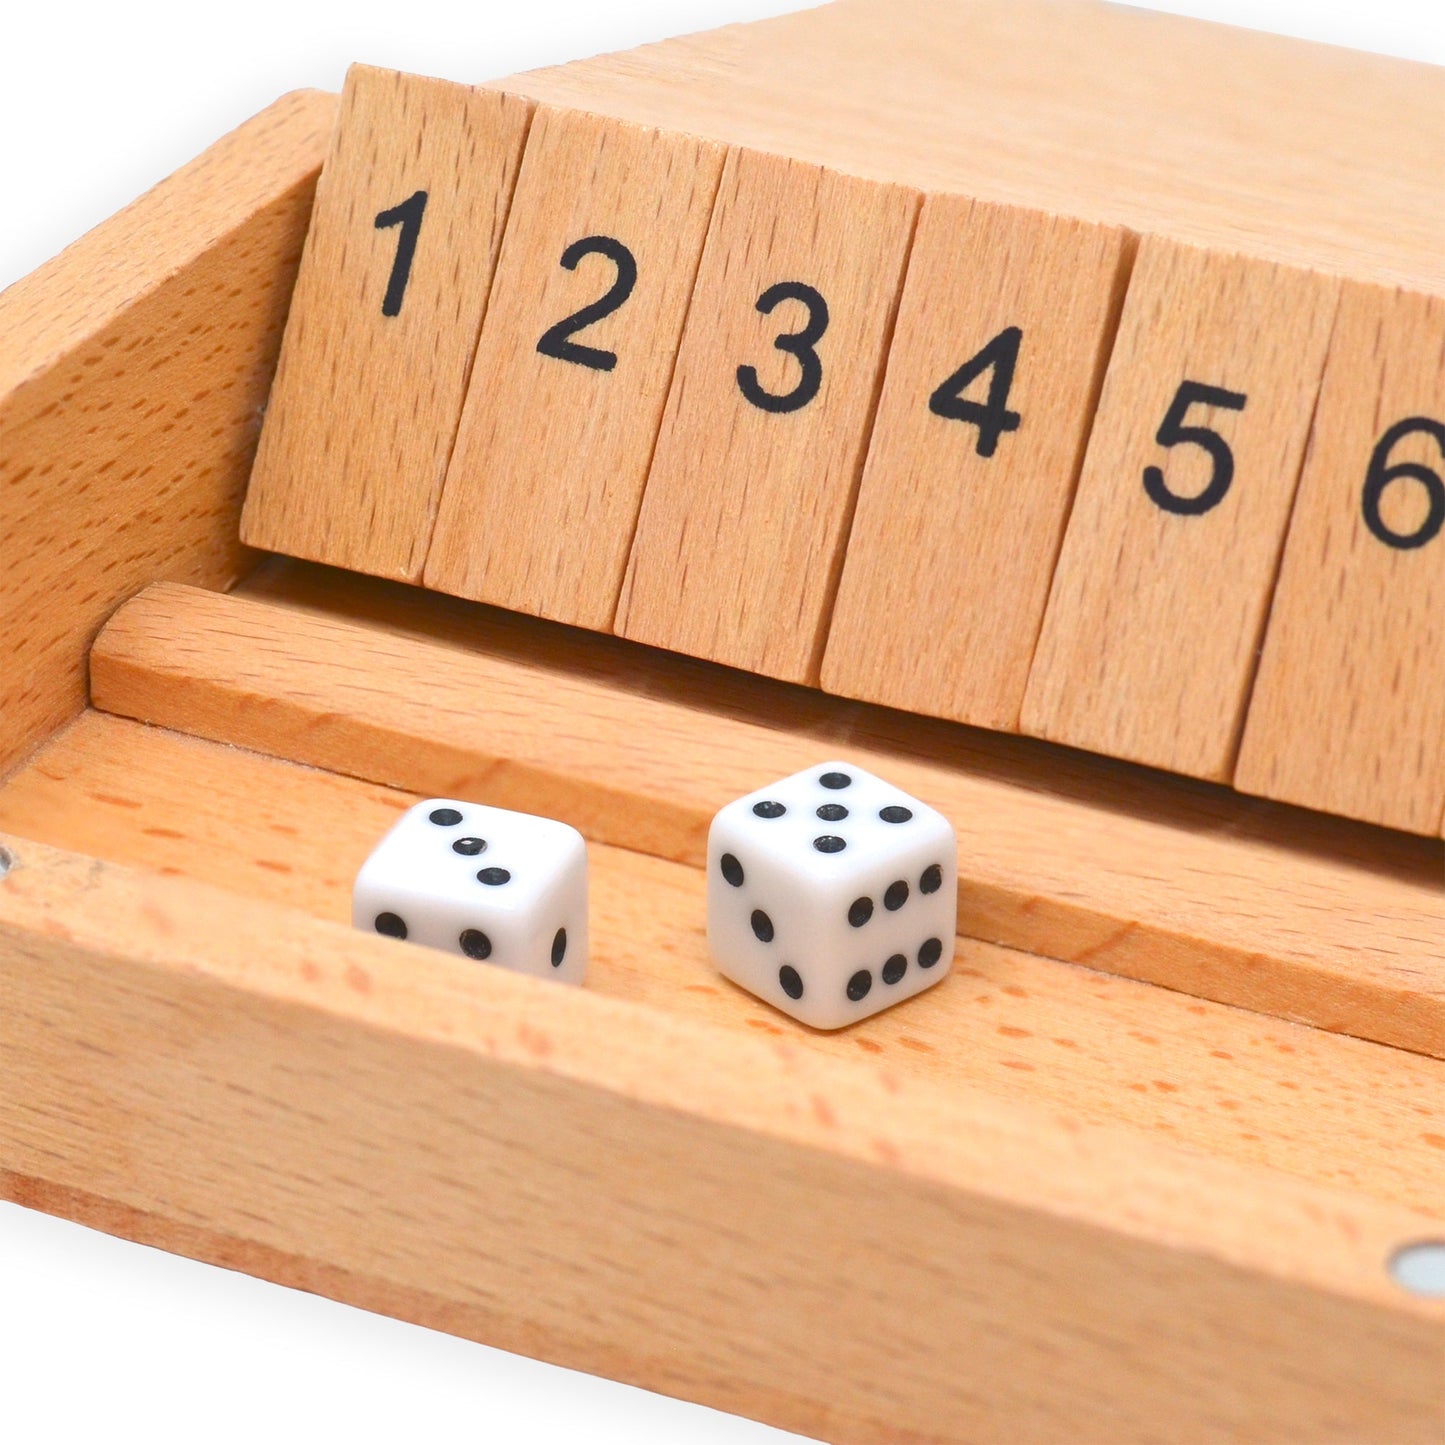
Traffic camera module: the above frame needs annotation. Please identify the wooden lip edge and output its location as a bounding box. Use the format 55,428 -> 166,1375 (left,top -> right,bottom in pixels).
0,827 -> 1440,1326
87,579 -> 1445,1064
0,89 -> 339,402
0,1167 -> 832,1442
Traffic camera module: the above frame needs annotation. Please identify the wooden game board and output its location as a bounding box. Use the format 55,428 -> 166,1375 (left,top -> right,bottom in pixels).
0,5 -> 1442,1442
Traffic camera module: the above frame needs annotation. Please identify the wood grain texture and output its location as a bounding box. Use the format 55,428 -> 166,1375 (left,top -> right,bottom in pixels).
1,827 -> 1441,1445
615,149 -> 917,682
1236,283 -> 1445,835
1020,241 -> 1340,780
0,90 -> 334,781
424,108 -> 725,629
4,708 -> 1445,1221
240,66 -> 532,581
88,574 -> 1445,1059
822,197 -> 1132,730
499,0 -> 1445,293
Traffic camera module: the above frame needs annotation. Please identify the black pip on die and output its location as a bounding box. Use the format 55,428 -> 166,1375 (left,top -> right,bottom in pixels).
353,798 -> 587,985
707,762 -> 957,1029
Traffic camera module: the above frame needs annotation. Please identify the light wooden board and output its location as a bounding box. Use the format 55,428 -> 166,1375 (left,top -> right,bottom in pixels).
1236,282 -> 1445,835
88,573 -> 1445,1059
614,149 -> 918,683
0,90 -> 334,781
2,828 -> 1442,1445
240,66 -> 533,581
822,197 -> 1132,730
1020,241 -> 1340,779
498,0 -> 1445,293
3,708 -> 1444,1219
424,108 -> 725,630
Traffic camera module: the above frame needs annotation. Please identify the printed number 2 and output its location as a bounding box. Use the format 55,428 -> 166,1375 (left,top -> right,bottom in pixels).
374,190 -> 428,318
536,235 -> 638,373
737,282 -> 830,414
1144,380 -> 1249,516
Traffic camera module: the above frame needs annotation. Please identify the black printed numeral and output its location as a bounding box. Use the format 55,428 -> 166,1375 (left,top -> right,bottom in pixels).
737,281 -> 830,415
1361,416 -> 1445,550
536,235 -> 639,372
373,190 -> 428,318
928,326 -> 1023,458
1143,380 -> 1249,516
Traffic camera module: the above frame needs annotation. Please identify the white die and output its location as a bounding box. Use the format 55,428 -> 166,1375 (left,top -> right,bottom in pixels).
707,762 -> 957,1029
353,798 -> 587,985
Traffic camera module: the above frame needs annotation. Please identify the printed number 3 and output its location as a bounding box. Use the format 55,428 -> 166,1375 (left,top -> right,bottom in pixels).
1144,380 -> 1249,516
738,282 -> 830,414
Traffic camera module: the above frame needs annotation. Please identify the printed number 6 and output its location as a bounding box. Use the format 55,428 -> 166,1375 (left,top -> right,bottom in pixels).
1361,417 -> 1445,550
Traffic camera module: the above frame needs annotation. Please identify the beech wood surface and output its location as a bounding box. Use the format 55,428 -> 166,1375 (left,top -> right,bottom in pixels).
1235,282 -> 1445,836
1020,241 -> 1340,780
0,90 -> 334,781
1,824 -> 1441,1444
88,572 -> 1445,1060
425,108 -> 726,630
241,66 -> 533,581
2,708 -> 1444,1220
822,197 -> 1132,730
499,0 -> 1445,293
614,149 -> 917,683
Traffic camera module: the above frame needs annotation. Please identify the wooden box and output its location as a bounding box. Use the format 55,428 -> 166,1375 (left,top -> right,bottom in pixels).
1,38 -> 1442,1445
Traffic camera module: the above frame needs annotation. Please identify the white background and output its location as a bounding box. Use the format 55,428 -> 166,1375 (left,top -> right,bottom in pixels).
2,1 -> 1443,1441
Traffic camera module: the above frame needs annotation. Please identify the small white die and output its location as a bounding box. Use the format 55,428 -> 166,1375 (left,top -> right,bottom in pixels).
353,798 -> 587,984
707,762 -> 957,1029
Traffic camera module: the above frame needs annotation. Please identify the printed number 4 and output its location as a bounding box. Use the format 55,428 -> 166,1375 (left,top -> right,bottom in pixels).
928,326 -> 1023,458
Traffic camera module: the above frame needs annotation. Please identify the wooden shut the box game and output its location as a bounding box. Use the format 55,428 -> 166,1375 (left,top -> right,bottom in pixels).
1,2 -> 1442,1441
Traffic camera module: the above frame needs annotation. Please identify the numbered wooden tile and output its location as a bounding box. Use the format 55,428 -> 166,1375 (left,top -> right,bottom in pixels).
820,196 -> 1131,730
614,150 -> 918,683
1235,284 -> 1445,834
241,66 -> 532,581
1019,240 -> 1340,780
423,108 -> 726,628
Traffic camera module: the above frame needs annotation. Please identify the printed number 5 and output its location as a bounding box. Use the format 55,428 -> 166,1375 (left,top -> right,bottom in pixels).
1144,380 -> 1249,516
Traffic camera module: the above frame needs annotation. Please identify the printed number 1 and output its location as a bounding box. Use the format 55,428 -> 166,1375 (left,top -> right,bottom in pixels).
374,190 -> 428,318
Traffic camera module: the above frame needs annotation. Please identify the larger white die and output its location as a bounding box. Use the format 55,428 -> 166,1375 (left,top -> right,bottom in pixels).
353,798 -> 587,985
707,762 -> 957,1029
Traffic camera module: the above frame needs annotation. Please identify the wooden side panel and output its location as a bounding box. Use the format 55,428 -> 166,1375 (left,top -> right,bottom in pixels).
0,91 -> 335,781
822,197 -> 1132,730
615,150 -> 918,683
241,66 -> 532,581
1236,283 -> 1445,835
5,710 -> 1445,1222
424,108 -> 725,629
1021,241 -> 1339,779
87,581 -> 1445,1059
1,835 -> 1441,1445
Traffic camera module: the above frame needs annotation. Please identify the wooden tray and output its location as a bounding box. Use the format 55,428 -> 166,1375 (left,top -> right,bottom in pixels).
1,87 -> 1442,1445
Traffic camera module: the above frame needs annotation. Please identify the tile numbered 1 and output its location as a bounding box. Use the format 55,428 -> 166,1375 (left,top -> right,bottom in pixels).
1020,240 -> 1340,781
1235,282 -> 1445,834
822,195 -> 1132,731
615,150 -> 919,684
424,108 -> 726,630
241,66 -> 533,581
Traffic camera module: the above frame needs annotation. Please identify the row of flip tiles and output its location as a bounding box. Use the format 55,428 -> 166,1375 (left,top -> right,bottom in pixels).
243,66 -> 1445,839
